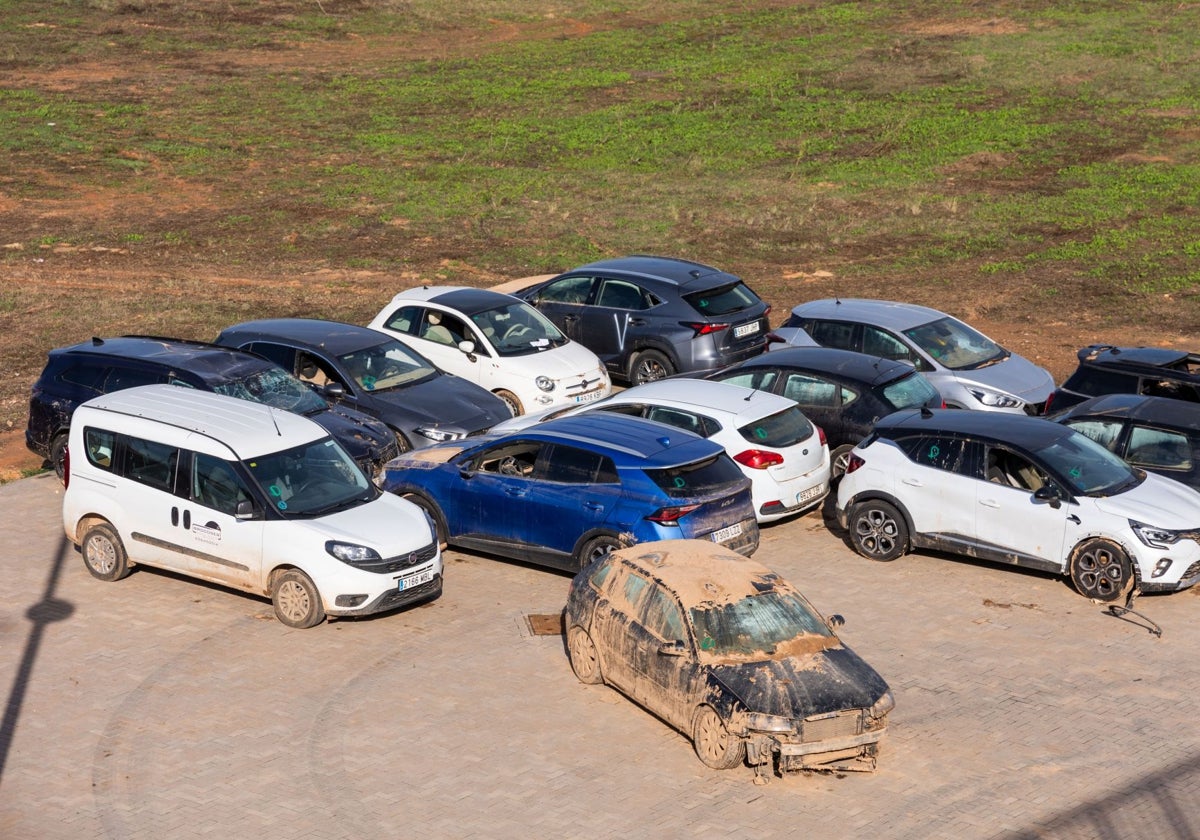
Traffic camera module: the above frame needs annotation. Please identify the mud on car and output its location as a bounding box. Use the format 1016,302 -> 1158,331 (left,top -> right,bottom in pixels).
565,540 -> 893,778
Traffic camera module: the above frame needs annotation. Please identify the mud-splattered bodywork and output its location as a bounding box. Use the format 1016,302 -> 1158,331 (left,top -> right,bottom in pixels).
565,539 -> 892,775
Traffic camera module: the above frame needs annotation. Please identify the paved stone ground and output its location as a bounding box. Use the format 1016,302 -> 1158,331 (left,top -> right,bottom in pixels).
2,472 -> 1200,839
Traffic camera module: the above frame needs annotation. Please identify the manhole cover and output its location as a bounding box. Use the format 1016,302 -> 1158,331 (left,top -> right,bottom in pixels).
526,613 -> 564,636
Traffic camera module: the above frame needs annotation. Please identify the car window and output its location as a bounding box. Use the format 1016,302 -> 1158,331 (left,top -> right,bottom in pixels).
1061,366 -> 1137,397
896,434 -> 967,474
985,446 -> 1049,491
879,371 -> 939,410
1034,432 -> 1138,496
736,405 -> 814,448
1126,426 -> 1193,470
59,363 -> 109,393
475,442 -> 541,477
246,437 -> 373,517
295,351 -> 342,389
471,302 -> 564,356
863,326 -> 918,364
338,341 -> 436,391
595,280 -> 647,311
84,427 -> 116,471
643,453 -> 745,498
681,281 -> 761,317
781,373 -> 840,407
713,370 -> 778,392
536,444 -> 616,484
644,406 -> 707,437
690,587 -> 835,661
586,557 -> 614,589
191,452 -> 252,515
808,320 -> 855,350
124,436 -> 179,493
903,317 -> 1006,371
213,366 -> 327,414
105,366 -> 167,391
1140,378 -> 1200,402
641,584 -> 686,643
1064,419 -> 1124,453
420,310 -> 468,346
381,305 -> 421,336
538,276 -> 594,304
619,570 -> 652,615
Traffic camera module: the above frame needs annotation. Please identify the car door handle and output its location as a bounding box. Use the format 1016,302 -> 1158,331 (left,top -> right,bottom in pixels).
563,315 -> 578,323
979,499 -> 1000,508
171,506 -> 179,526
182,509 -> 191,529
1068,514 -> 1081,524
628,318 -> 647,326
584,502 -> 605,511
504,487 -> 527,497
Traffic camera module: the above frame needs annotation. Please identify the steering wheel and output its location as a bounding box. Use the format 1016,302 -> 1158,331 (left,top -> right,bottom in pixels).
502,324 -> 531,341
498,455 -> 523,476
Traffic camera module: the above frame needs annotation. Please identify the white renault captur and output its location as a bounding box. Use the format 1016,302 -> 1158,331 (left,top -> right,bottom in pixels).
836,409 -> 1200,602
63,384 -> 442,628
368,285 -> 611,416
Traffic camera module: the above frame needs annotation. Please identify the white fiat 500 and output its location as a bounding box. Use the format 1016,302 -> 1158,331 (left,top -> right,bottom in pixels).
837,408 -> 1200,602
491,378 -> 831,523
368,286 -> 610,416
63,385 -> 443,628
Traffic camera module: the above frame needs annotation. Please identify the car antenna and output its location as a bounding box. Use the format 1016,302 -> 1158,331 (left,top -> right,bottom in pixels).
834,296 -> 841,305
920,406 -> 934,419
270,408 -> 282,436
91,336 -> 104,346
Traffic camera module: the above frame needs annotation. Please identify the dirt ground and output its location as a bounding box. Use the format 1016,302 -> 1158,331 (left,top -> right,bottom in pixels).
2,5 -> 1195,482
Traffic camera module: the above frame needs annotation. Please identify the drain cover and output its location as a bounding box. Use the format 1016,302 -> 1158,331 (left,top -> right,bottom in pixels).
525,613 -> 564,636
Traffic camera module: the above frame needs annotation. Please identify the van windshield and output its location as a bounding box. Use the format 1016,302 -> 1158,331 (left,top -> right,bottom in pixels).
246,438 -> 376,517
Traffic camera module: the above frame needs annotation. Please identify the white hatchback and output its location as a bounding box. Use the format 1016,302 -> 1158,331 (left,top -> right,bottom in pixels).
490,378 -> 831,523
368,286 -> 611,416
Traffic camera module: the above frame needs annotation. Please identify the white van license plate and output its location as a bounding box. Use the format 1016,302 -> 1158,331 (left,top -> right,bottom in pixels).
710,523 -> 743,544
398,568 -> 433,592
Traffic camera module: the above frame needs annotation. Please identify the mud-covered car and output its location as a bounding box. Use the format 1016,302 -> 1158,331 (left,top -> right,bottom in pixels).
565,540 -> 893,778
1045,344 -> 1200,414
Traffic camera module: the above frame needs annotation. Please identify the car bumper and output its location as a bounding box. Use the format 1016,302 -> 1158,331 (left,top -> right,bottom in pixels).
326,571 -> 443,617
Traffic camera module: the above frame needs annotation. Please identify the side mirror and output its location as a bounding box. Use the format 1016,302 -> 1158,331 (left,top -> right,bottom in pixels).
1033,485 -> 1062,509
457,339 -> 477,360
659,639 -> 687,657
234,499 -> 256,520
322,382 -> 345,399
827,614 -> 845,630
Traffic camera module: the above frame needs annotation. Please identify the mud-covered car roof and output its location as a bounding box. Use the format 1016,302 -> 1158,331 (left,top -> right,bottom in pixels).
1053,393 -> 1200,433
720,346 -> 917,387
214,319 -> 398,356
58,336 -> 274,383
605,540 -> 789,608
875,407 -> 1076,448
1076,344 -> 1197,373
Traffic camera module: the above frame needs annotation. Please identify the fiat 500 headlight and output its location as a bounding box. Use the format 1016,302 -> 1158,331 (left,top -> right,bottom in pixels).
536,376 -> 554,392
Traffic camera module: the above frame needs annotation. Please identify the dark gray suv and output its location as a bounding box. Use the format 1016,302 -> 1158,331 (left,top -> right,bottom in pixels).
507,255 -> 771,384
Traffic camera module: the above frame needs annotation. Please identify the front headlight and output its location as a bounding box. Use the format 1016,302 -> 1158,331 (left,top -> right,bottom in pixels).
326,540 -> 382,566
870,689 -> 896,719
1131,519 -> 1181,549
746,712 -> 796,734
535,375 -> 554,392
417,427 -> 462,443
967,388 -> 1022,409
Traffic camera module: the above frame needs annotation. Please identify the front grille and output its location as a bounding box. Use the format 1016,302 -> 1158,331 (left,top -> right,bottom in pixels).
355,541 -> 437,574
801,709 -> 864,743
370,574 -> 442,612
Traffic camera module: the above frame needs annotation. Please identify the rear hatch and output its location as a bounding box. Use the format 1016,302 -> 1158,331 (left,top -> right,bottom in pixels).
681,281 -> 770,354
735,405 -> 823,483
642,454 -> 759,555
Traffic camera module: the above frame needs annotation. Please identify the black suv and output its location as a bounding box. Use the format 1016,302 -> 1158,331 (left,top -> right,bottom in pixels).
26,336 -> 399,479
508,255 -> 771,384
1046,344 -> 1200,414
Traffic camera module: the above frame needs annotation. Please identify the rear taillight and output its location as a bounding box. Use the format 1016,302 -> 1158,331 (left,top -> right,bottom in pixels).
681,321 -> 730,338
733,449 -> 784,470
1043,392 -> 1055,415
62,445 -> 70,488
646,504 -> 701,524
816,426 -> 827,447
844,453 -> 865,475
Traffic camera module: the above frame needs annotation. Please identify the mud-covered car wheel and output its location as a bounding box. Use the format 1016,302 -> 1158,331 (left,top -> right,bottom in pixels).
495,389 -> 522,417
49,433 -> 69,482
830,444 -> 855,480
577,534 -> 623,568
1070,538 -> 1135,602
849,500 -> 908,562
692,705 -> 745,770
629,350 -> 673,385
567,626 -> 604,684
271,569 -> 326,629
82,523 -> 131,582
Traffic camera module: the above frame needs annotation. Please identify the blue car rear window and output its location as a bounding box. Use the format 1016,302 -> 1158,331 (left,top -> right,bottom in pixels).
644,454 -> 744,498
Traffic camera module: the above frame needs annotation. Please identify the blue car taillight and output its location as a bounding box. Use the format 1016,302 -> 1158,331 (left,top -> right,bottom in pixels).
646,503 -> 701,524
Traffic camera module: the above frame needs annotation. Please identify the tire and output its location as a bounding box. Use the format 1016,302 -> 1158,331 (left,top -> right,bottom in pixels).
271,569 -> 326,629
49,433 -> 68,482
1069,538 -> 1135,602
692,705 -> 745,770
405,493 -> 447,546
848,499 -> 908,562
629,350 -> 673,385
495,389 -> 523,417
567,625 -> 604,684
830,444 -> 855,480
81,523 -> 131,582
577,534 -> 623,568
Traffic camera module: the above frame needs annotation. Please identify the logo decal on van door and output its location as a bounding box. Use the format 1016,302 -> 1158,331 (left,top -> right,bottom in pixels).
192,521 -> 222,546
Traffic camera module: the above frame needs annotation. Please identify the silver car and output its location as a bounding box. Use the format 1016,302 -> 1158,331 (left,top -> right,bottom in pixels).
770,299 -> 1054,414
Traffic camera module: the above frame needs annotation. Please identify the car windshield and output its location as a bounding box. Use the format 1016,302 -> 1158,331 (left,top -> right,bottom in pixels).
681,281 -> 761,317
736,405 -> 814,448
1033,430 -> 1141,496
246,437 -> 375,517
471,302 -> 567,356
212,366 -> 328,415
690,588 -> 836,662
338,340 -> 436,392
644,454 -> 746,498
878,371 -> 940,410
903,316 -> 1008,371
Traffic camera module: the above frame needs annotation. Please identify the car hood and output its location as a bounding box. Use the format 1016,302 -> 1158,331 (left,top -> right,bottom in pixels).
308,407 -> 392,456
1093,472 -> 1200,527
946,354 -> 1055,403
709,644 -> 890,719
492,340 -> 607,385
291,493 -> 433,555
367,375 -> 510,431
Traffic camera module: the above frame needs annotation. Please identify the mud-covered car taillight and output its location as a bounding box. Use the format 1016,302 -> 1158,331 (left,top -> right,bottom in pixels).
844,453 -> 865,475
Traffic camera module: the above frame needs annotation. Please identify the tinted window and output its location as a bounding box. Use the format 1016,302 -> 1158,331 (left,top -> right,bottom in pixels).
84,428 -> 116,472
879,371 -> 939,410
538,444 -> 616,484
475,442 -> 540,477
1127,426 -> 1193,470
124,436 -> 179,493
736,406 -> 814,448
643,406 -> 708,437
809,320 -> 855,350
1064,418 -> 1124,453
681,282 -> 761,317
896,435 -> 966,473
105,366 -> 167,391
538,276 -> 593,304
644,453 -> 745,498
595,280 -> 647,310
1061,367 -> 1138,397
59,363 -> 109,393
381,305 -> 421,335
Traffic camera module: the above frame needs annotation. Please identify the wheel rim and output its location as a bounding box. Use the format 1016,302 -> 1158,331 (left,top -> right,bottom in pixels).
1074,545 -> 1128,600
694,708 -> 731,764
854,508 -> 899,557
276,579 -> 312,623
497,392 -> 522,416
85,535 -> 117,575
588,540 -> 618,563
832,449 -> 852,478
635,358 -> 668,383
568,629 -> 598,680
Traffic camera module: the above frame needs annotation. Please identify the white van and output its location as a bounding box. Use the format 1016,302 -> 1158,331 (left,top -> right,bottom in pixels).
63,384 -> 442,628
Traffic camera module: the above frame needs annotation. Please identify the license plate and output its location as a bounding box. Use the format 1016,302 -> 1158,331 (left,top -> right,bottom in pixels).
573,388 -> 605,404
796,484 -> 824,504
710,523 -> 744,544
397,568 -> 434,592
734,321 -> 760,339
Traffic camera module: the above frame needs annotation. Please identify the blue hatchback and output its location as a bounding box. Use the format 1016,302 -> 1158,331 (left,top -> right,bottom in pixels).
382,413 -> 759,571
